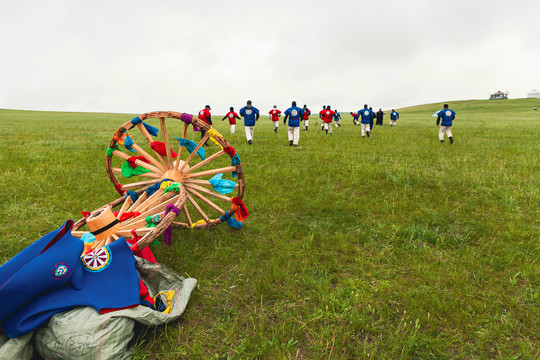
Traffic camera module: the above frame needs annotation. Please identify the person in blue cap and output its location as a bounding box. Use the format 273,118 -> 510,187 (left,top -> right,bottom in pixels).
437,104 -> 456,143
239,100 -> 260,145
283,101 -> 304,146
390,109 -> 399,126
356,104 -> 374,138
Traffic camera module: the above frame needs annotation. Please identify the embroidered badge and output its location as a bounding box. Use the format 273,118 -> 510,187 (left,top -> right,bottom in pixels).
52,262 -> 70,279
82,246 -> 112,272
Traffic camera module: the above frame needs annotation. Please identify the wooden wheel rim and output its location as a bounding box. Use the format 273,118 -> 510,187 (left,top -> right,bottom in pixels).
104,111 -> 245,230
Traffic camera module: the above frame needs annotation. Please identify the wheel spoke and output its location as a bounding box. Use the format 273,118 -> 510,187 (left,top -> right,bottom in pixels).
185,186 -> 226,215
71,231 -> 86,238
187,166 -> 237,179
118,210 -> 166,231
120,195 -> 179,229
174,123 -> 189,172
127,192 -> 148,213
120,179 -> 160,191
181,204 -> 193,227
113,150 -> 163,174
117,196 -> 133,218
185,150 -> 226,173
185,192 -> 210,223
131,143 -> 168,172
136,122 -> 169,168
184,183 -> 233,203
185,179 -> 240,190
179,134 -> 209,171
112,167 -> 162,179
159,117 -> 174,168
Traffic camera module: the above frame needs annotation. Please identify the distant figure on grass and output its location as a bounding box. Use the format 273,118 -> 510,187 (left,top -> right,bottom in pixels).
333,109 -> 342,127
376,109 -> 384,126
198,105 -> 212,145
239,100 -> 260,145
318,106 -> 327,130
357,104 -> 374,138
350,112 -> 359,125
302,104 -> 311,131
221,107 -> 240,135
389,109 -> 399,126
268,105 -> 282,133
369,107 -> 375,131
283,101 -> 304,146
322,106 -> 335,134
436,104 -> 455,144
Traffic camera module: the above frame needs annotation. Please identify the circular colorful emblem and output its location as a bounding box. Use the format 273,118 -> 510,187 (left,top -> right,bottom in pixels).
82,246 -> 112,272
52,262 -> 70,279
246,109 -> 252,115
446,110 -> 452,116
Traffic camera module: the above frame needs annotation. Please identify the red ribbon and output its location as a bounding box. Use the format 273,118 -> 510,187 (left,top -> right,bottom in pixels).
81,211 -> 91,219
115,183 -> 125,195
151,141 -> 177,158
127,155 -> 150,169
231,197 -> 249,221
223,146 -> 236,157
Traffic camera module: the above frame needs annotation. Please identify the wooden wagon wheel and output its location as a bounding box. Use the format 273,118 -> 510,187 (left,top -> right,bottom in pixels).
70,185 -> 187,251
104,111 -> 246,229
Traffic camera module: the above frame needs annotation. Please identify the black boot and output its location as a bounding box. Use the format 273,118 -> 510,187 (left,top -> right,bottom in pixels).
367,131 -> 370,137
449,137 -> 453,144
325,129 -> 328,135
289,140 -> 293,146
440,140 -> 444,143
248,140 -> 252,145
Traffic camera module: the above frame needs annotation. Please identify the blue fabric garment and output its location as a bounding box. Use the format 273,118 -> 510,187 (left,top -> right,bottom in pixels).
219,211 -> 243,228
174,137 -> 205,160
333,112 -> 341,121
358,108 -> 374,124
284,106 -> 304,127
127,190 -> 139,203
1,238 -> 140,338
124,134 -> 136,153
209,174 -> 236,195
239,106 -> 260,126
130,116 -> 142,125
438,109 -> 456,126
0,220 -> 84,324
391,111 -> 399,120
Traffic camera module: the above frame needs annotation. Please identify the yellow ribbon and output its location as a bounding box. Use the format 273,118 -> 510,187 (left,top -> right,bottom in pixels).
159,181 -> 173,190
205,129 -> 223,148
154,290 -> 175,314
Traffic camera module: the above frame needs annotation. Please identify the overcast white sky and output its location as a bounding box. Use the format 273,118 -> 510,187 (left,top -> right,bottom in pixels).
1,0 -> 539,114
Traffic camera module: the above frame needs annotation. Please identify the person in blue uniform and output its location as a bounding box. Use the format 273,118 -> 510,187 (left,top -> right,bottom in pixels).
239,100 -> 260,145
283,101 -> 304,146
356,105 -> 374,138
436,104 -> 456,143
369,107 -> 375,131
390,109 -> 399,126
333,110 -> 342,127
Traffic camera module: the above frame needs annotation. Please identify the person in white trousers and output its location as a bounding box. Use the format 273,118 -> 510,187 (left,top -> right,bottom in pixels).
283,101 -> 304,146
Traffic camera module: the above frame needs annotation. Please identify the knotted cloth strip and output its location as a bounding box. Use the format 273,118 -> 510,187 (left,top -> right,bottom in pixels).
163,204 -> 181,246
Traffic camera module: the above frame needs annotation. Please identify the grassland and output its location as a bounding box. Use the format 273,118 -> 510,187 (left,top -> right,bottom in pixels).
0,98 -> 538,359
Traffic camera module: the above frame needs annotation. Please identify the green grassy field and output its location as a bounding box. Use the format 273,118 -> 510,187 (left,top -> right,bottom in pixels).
0,99 -> 539,359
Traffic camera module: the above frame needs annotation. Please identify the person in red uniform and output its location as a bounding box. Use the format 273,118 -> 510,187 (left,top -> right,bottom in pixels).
198,105 -> 212,145
222,107 -> 240,134
268,105 -> 282,133
350,112 -> 359,125
322,106 -> 335,134
302,105 -> 311,131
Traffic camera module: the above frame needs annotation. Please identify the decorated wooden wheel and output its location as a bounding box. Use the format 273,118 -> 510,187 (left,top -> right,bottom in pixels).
71,184 -> 187,251
104,111 -> 246,230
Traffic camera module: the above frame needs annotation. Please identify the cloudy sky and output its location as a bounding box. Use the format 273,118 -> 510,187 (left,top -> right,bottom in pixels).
1,0 -> 539,114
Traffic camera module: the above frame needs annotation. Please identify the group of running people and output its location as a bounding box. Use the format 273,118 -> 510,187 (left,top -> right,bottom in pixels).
198,100 -> 453,146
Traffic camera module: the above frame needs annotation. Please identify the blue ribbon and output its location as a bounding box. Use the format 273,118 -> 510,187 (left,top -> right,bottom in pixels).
174,137 -> 205,160
209,174 -> 236,195
219,211 -> 243,228
231,154 -> 241,178
124,134 -> 136,153
127,191 -> 139,203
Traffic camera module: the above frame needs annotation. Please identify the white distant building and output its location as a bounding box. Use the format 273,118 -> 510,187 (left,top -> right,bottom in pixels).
527,89 -> 540,98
